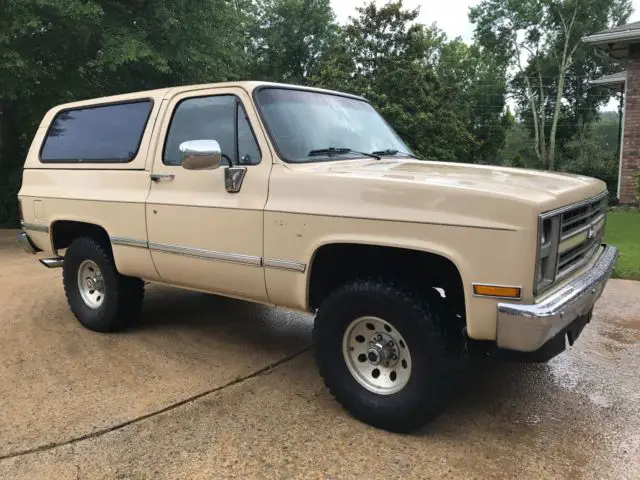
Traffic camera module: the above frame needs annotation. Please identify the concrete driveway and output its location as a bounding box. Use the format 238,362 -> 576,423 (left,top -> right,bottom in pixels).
0,229 -> 639,479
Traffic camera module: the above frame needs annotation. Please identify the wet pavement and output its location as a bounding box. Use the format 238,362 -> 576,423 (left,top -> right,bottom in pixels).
0,230 -> 638,479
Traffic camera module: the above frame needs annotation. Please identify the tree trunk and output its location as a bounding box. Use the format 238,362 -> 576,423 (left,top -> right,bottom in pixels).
548,68 -> 567,171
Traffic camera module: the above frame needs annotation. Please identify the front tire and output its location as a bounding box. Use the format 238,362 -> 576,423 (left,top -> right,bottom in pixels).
63,237 -> 144,332
313,279 -> 465,433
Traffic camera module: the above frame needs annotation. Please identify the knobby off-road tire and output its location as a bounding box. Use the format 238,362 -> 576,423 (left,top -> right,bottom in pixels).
313,279 -> 466,433
63,237 -> 144,332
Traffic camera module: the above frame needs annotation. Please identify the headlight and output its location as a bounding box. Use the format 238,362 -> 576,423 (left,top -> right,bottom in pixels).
535,215 -> 560,295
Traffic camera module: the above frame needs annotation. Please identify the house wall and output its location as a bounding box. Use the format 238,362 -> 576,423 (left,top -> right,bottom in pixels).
620,44 -> 640,203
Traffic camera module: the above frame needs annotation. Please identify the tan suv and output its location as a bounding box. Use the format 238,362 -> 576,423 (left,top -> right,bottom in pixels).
17,81 -> 618,432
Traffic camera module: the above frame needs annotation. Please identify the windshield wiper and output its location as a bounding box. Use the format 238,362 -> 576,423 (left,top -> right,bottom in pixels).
308,147 -> 381,160
371,149 -> 423,160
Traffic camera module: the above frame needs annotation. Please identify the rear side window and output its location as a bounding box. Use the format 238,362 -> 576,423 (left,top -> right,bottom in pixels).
40,100 -> 153,163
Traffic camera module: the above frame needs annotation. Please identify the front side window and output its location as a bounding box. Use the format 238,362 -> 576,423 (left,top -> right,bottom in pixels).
163,95 -> 260,166
40,100 -> 153,163
254,88 -> 411,163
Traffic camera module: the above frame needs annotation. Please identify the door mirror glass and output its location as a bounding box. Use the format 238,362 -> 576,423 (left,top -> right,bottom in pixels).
180,140 -> 222,170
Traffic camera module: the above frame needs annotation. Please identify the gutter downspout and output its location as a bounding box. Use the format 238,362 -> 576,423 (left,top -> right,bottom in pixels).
617,73 -> 628,200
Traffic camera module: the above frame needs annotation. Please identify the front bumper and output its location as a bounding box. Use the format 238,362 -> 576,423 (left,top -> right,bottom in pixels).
496,244 -> 618,356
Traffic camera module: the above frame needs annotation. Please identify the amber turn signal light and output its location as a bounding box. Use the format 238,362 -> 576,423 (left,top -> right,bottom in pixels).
473,284 -> 522,299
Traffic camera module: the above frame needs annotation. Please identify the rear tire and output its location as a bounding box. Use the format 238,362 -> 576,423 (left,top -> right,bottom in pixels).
313,279 -> 465,433
63,237 -> 144,332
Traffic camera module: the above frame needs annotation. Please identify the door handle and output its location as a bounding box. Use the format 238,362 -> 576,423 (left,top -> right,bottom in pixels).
151,174 -> 175,183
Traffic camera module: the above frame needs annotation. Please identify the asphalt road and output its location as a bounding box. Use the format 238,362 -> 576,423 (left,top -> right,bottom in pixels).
0,230 -> 639,479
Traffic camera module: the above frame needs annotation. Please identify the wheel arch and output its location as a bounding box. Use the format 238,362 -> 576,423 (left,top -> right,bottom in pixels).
50,218 -> 113,257
306,239 -> 468,319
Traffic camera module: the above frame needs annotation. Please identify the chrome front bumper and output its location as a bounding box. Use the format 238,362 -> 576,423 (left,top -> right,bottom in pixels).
497,245 -> 618,353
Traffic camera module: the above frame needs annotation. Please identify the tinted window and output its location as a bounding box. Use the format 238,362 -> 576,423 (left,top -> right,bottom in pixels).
40,100 -> 153,163
164,96 -> 236,166
164,95 -> 261,166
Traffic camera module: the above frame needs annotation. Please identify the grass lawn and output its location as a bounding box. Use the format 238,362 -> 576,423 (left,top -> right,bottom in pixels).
605,210 -> 640,280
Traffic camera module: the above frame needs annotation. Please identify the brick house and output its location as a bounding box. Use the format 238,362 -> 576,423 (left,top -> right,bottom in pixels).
584,22 -> 640,204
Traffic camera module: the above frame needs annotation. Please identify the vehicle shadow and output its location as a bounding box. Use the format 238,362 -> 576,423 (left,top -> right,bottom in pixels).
130,284 -> 314,355
130,284 -> 568,433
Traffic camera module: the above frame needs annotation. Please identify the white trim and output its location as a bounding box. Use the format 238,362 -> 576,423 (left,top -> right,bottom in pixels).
618,71 -> 629,199
582,31 -> 640,45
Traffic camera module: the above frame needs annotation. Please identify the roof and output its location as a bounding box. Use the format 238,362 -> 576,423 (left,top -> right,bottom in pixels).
50,81 -> 366,112
592,21 -> 640,37
590,71 -> 627,88
582,21 -> 640,60
583,21 -> 640,44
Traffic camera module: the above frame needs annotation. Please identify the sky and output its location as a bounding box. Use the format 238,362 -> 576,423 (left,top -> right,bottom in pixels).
330,0 -> 640,110
331,0 -> 640,42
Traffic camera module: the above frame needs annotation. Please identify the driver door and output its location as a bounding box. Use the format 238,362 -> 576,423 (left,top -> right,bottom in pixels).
145,87 -> 271,302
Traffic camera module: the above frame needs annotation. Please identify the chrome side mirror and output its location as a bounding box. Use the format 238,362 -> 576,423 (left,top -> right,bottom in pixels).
180,140 -> 222,170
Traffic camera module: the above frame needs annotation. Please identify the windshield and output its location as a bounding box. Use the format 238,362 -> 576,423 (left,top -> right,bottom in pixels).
255,88 -> 413,163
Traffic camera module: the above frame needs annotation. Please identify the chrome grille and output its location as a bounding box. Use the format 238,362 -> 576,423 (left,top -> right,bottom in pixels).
556,195 -> 607,279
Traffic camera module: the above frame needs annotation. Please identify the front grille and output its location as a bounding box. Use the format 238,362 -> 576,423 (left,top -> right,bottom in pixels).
557,194 -> 607,279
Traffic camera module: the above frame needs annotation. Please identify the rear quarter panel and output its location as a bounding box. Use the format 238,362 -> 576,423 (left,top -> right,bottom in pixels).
18,90 -> 169,280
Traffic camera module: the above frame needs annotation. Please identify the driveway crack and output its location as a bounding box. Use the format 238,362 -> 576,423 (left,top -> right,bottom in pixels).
0,347 -> 310,462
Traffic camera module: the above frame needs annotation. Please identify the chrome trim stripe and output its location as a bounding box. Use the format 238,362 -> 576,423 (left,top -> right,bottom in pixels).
110,236 -> 149,249
263,258 -> 307,273
109,236 -> 306,271
148,241 -> 262,266
540,191 -> 608,219
21,222 -> 49,233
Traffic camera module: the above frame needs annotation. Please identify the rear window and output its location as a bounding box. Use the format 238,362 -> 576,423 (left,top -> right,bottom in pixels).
40,100 -> 153,163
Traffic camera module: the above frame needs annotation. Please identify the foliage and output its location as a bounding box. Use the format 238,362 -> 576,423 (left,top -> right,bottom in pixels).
249,0 -> 337,84
0,0 -> 252,224
470,0 -> 631,170
499,114 -> 621,195
437,40 -> 510,163
604,211 -> 640,280
310,1 -> 509,161
500,121 -> 542,168
0,0 -> 634,224
561,130 -> 619,200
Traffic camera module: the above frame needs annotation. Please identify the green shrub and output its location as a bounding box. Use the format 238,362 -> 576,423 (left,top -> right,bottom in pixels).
0,167 -> 23,227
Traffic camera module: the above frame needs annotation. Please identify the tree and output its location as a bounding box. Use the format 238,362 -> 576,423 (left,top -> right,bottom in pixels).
311,1 -> 509,162
470,0 -> 632,170
437,40 -> 510,163
0,0 -> 250,224
249,0 -> 337,84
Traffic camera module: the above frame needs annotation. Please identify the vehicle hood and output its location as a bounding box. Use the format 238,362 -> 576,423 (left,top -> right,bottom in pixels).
297,159 -> 606,209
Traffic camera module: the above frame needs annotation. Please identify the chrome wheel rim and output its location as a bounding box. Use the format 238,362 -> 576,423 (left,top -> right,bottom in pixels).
77,260 -> 105,309
342,316 -> 412,395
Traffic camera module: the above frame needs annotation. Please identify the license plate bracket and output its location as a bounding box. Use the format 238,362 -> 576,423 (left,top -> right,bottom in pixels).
566,309 -> 592,346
